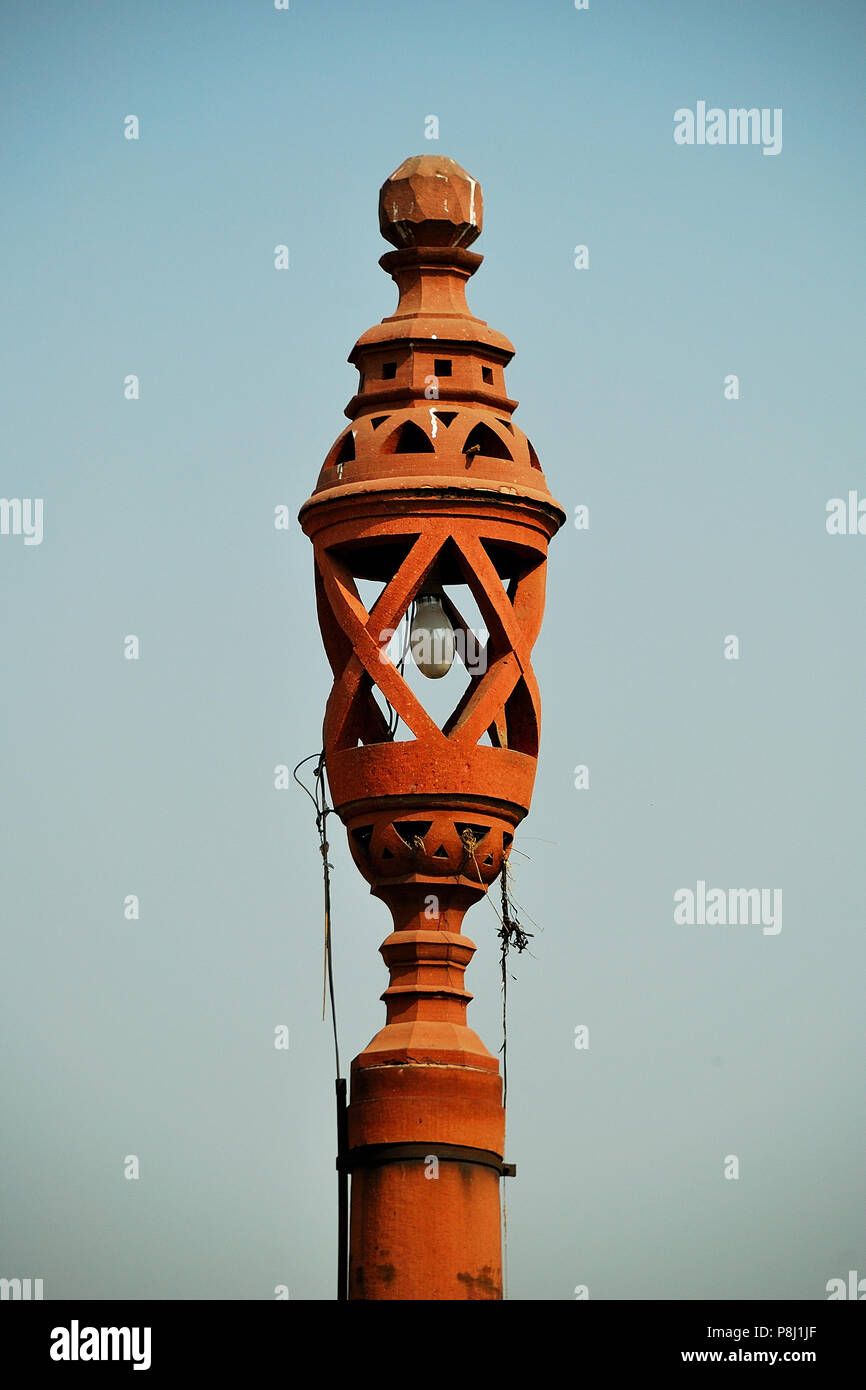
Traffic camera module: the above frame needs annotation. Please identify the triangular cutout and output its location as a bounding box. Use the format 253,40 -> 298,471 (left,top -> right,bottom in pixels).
334,431 -> 355,465
351,826 -> 373,853
479,537 -> 536,587
383,420 -> 435,455
455,822 -> 490,843
393,820 -> 432,845
463,423 -> 512,461
326,534 -> 419,585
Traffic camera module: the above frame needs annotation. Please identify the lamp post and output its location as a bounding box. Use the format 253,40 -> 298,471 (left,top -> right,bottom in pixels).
299,154 -> 564,1300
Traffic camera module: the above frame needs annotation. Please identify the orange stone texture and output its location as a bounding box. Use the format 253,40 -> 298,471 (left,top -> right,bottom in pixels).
299,155 -> 565,1300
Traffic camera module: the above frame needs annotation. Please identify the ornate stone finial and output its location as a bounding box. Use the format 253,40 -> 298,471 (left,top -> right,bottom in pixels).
378,154 -> 483,249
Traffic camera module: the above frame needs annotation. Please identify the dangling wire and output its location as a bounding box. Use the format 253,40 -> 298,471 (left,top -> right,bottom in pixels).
292,750 -> 341,1080
462,840 -> 535,1107
294,748 -> 349,1299
480,853 -> 535,1302
386,602 -> 415,738
496,860 -> 533,1109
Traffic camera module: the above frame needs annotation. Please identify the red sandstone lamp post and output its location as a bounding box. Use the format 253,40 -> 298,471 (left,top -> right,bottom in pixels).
299,155 -> 564,1300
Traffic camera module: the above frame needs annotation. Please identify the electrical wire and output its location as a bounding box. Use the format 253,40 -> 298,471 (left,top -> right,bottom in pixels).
292,751 -> 341,1079
385,602 -> 415,737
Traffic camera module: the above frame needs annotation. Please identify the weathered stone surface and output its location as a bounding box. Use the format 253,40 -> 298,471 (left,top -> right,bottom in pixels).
379,153 -> 483,248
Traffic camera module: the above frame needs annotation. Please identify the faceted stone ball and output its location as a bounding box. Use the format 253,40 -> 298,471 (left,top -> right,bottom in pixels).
379,154 -> 483,249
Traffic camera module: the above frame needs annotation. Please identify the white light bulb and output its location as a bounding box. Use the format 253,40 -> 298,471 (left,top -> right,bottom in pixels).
410,594 -> 455,679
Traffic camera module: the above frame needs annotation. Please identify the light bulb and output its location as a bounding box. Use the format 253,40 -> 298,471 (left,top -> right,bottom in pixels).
410,594 -> 455,678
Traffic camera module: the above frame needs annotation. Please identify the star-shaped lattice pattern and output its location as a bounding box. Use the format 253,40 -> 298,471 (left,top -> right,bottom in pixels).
314,517 -> 546,757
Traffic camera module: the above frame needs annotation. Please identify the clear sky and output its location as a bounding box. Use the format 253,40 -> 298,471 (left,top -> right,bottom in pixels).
1,0 -> 863,1300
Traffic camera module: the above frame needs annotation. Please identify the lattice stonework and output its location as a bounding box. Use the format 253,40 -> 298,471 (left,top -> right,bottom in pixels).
298,154 -> 564,1302
312,504 -> 552,891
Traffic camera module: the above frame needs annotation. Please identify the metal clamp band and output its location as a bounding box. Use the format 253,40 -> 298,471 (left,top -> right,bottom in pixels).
337,1142 -> 516,1177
